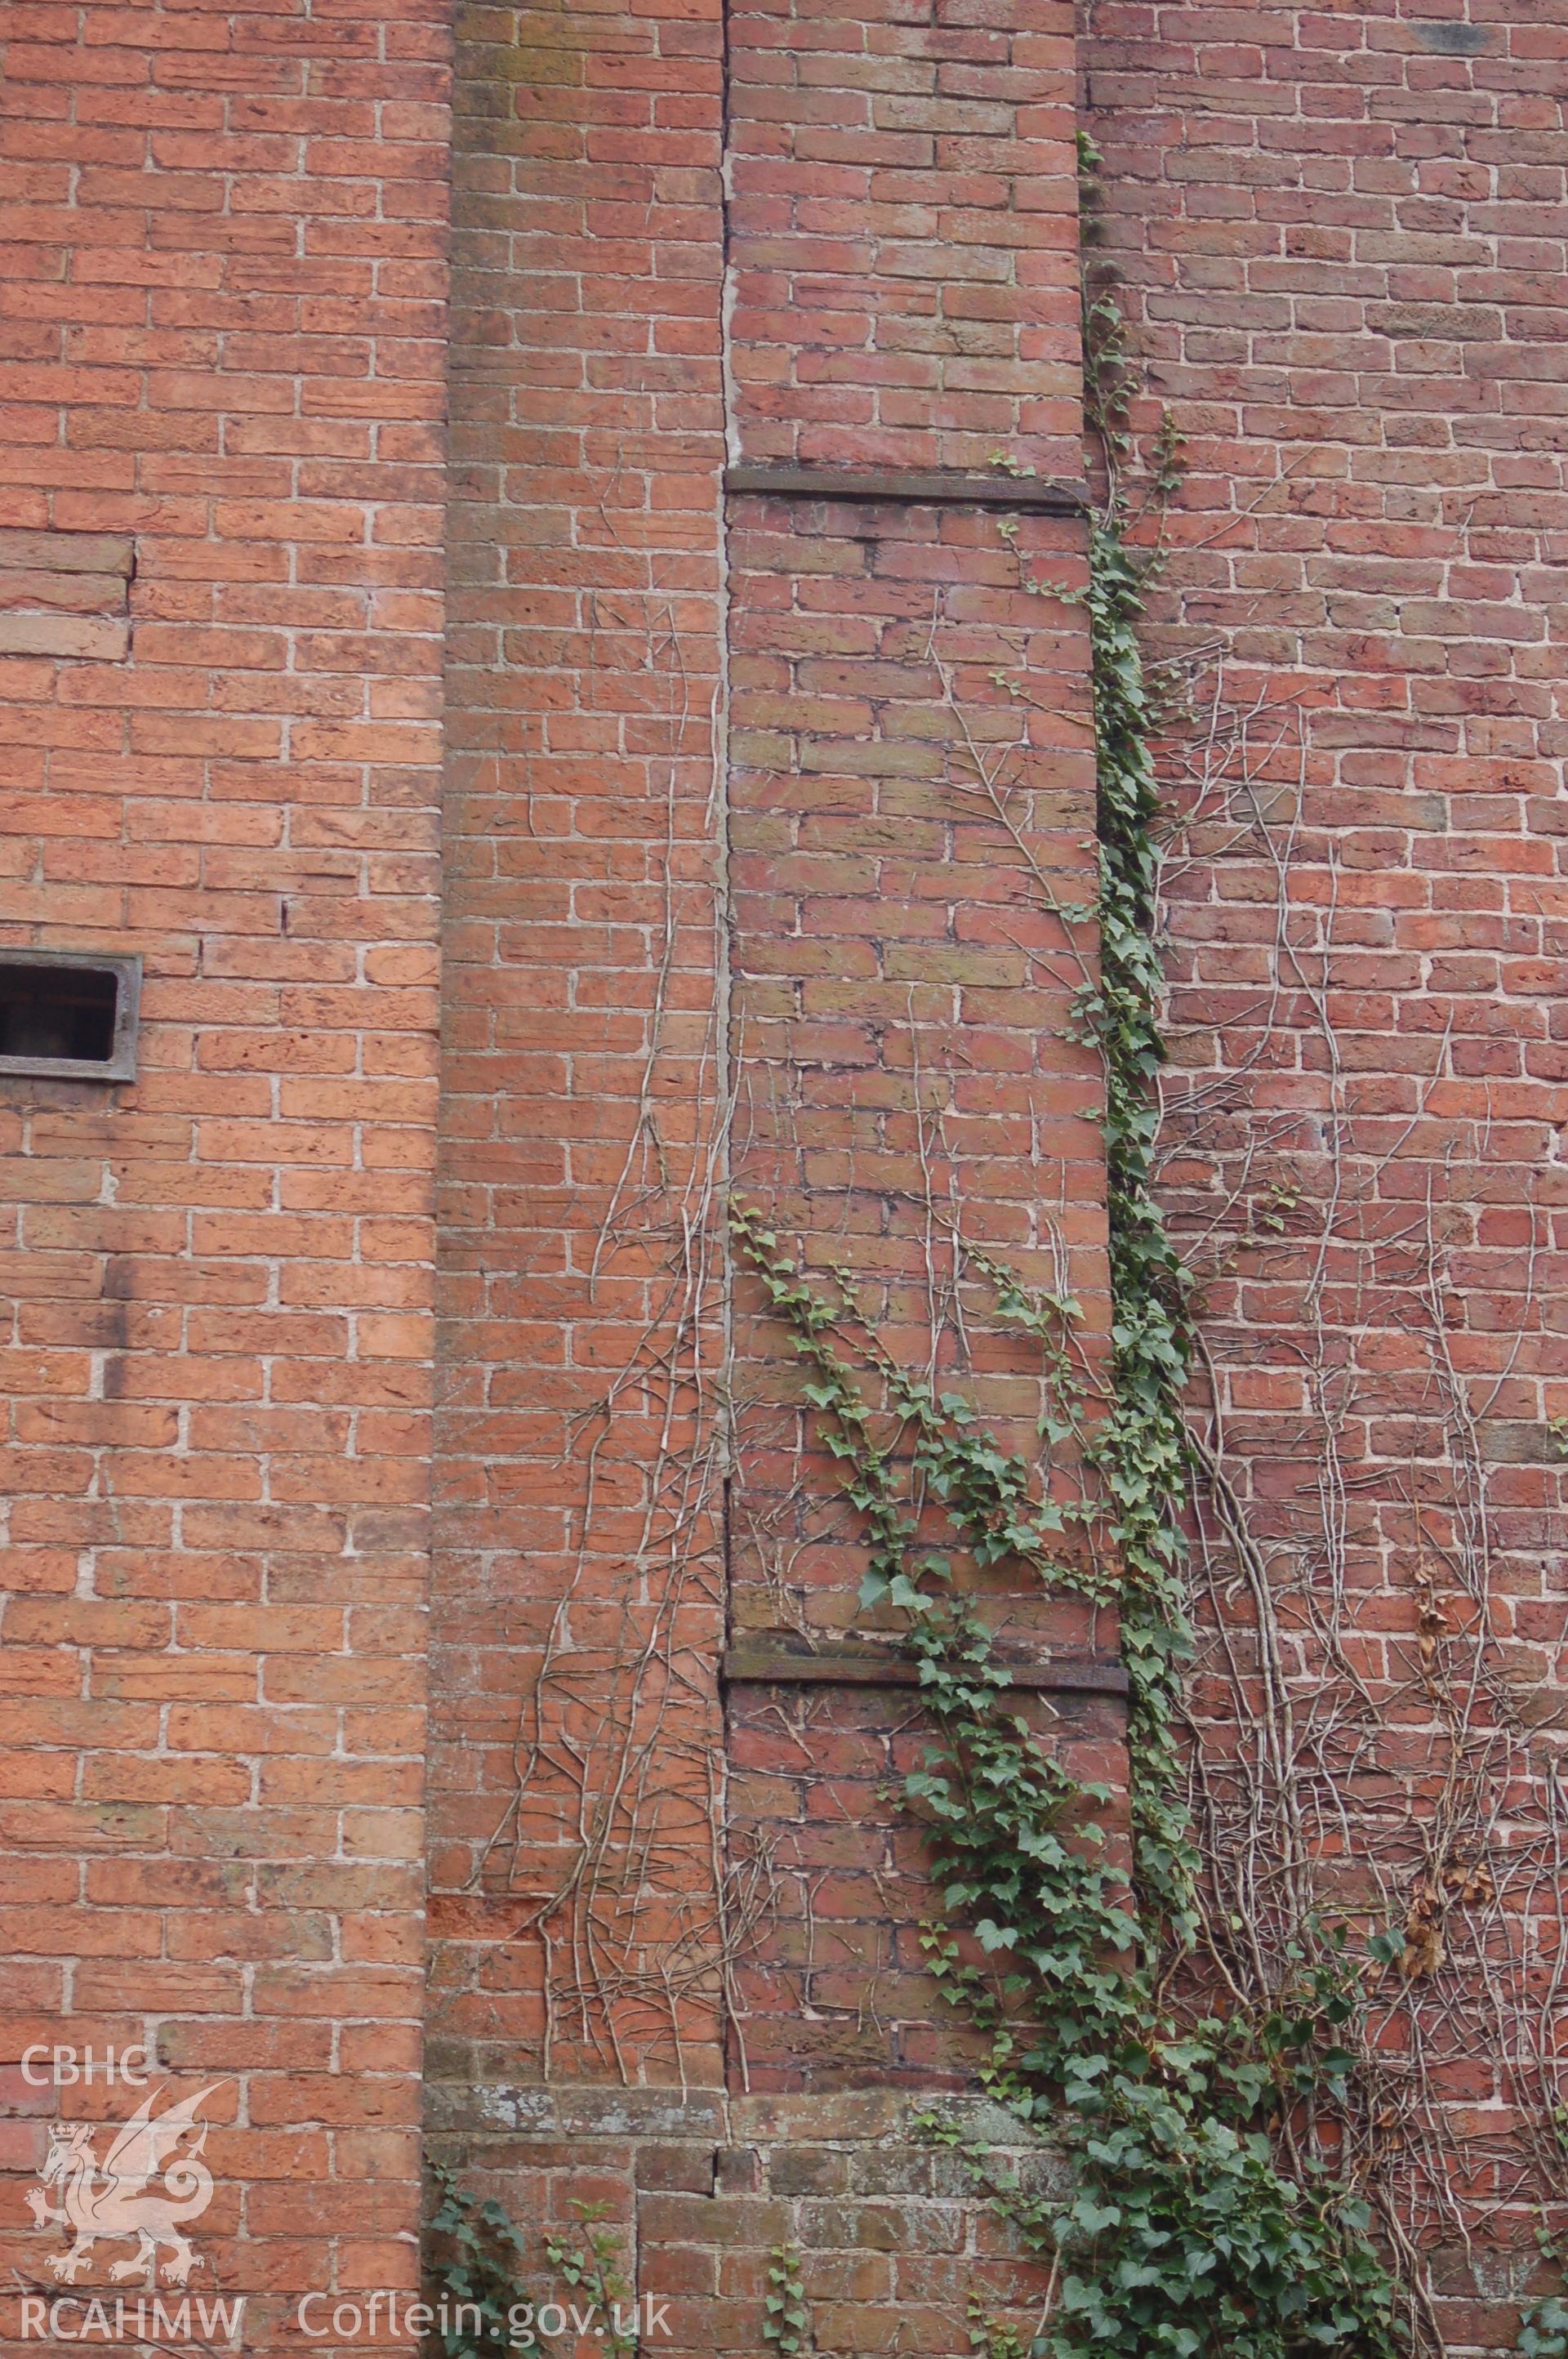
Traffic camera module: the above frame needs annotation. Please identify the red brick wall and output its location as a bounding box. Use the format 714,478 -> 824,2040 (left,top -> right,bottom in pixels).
0,0 -> 450,2326
1080,2 -> 1568,2340
4,0 -> 1557,2348
431,0 -> 1116,2348
433,0 -> 732,2095
724,0 -> 1084,477
722,484 -> 1117,2089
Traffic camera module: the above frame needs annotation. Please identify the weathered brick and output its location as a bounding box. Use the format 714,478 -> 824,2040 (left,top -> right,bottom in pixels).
0,0 -> 448,2308
2,0 -> 1550,2349
1082,2 -> 1568,2343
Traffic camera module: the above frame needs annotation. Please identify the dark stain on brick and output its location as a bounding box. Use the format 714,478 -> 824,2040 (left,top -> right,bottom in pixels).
1412,20 -> 1490,51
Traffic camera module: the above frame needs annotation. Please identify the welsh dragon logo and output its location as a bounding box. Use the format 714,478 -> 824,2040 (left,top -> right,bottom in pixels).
26,2083 -> 220,2286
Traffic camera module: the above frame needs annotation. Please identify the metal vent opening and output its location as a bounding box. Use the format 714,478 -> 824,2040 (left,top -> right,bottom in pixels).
0,952 -> 141,1081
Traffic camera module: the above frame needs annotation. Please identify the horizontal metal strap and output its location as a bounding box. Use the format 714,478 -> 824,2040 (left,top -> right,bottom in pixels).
721,1643 -> 1128,1697
724,464 -> 1087,515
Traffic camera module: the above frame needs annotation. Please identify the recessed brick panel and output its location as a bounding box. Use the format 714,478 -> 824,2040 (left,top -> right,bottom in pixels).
726,0 -> 1085,475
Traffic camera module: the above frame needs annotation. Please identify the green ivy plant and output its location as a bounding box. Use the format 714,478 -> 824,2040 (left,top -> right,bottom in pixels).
1524,2294 -> 1568,2357
762,2244 -> 811,2356
969,2297 -> 1035,2359
425,2165 -> 638,2359
731,1210 -> 1403,2357
544,2201 -> 638,2356
723,135 -> 1414,2359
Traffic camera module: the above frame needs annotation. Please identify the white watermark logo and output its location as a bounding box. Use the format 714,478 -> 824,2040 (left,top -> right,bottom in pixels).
292,2293 -> 673,2343
26,2080 -> 221,2289
20,2054 -> 673,2348
21,2048 -> 152,2088
21,2297 -> 243,2347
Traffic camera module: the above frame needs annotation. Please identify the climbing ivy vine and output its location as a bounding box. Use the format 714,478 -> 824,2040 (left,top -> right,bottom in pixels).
730,1205 -> 1404,2358
425,2165 -> 639,2359
762,2244 -> 811,2357
726,133 -> 1413,2358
